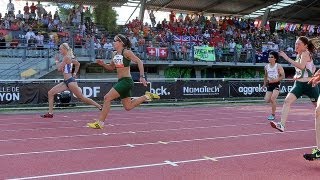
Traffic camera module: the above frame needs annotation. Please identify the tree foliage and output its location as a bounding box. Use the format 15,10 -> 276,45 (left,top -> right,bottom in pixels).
93,3 -> 118,33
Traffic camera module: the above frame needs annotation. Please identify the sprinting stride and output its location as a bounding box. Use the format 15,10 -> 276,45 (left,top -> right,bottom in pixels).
41,43 -> 102,118
262,51 -> 285,121
270,36 -> 318,132
87,34 -> 159,129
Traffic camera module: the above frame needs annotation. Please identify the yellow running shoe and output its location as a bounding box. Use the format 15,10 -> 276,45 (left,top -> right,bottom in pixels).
87,121 -> 104,129
145,91 -> 160,101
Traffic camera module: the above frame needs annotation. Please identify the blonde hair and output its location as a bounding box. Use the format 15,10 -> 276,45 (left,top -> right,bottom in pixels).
60,43 -> 75,58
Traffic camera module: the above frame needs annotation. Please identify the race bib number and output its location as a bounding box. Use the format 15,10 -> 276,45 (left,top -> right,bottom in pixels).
113,55 -> 124,68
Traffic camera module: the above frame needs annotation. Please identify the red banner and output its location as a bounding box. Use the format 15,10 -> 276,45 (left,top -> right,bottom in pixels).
146,47 -> 168,58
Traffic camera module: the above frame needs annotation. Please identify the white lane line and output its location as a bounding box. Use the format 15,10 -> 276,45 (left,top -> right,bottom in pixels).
126,144 -> 135,148
164,160 -> 178,166
7,146 -> 315,180
0,114 -> 311,130
0,121 -> 314,143
0,129 -> 314,157
158,141 -> 169,144
203,156 -> 218,162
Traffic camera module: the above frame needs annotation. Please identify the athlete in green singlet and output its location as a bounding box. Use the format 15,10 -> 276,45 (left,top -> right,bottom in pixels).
87,34 -> 160,129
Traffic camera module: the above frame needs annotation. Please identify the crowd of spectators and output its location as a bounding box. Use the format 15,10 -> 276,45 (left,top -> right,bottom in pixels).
0,1 -> 319,64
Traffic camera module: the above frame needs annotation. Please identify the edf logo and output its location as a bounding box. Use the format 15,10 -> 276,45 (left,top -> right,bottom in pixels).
73,87 -> 100,98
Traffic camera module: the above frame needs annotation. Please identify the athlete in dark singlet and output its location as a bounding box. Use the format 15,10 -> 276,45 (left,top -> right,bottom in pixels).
87,34 -> 160,129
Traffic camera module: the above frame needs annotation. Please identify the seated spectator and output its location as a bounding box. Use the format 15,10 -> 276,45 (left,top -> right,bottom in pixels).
47,38 -> 55,49
35,32 -> 44,49
10,37 -> 19,48
103,39 -> 113,59
28,36 -> 37,47
16,10 -> 23,20
0,33 -> 6,49
25,28 -> 35,43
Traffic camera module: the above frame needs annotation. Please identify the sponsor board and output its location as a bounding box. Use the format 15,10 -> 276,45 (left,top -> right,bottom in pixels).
230,81 -> 294,97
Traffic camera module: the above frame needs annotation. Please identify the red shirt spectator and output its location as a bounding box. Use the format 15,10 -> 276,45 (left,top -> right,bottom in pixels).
24,3 -> 29,14
169,11 -> 175,23
30,3 -> 37,13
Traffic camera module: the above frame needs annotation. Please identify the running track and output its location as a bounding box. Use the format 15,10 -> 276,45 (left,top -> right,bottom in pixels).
1,103 -> 320,180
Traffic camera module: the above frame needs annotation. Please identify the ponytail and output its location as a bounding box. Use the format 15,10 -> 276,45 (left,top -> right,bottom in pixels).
298,36 -> 315,54
60,43 -> 75,58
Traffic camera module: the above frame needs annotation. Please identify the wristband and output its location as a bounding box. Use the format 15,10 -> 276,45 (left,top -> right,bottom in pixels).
140,75 -> 145,78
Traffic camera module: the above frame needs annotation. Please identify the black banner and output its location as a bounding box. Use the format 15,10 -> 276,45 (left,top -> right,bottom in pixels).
175,80 -> 227,99
229,80 -> 294,97
0,80 -> 295,105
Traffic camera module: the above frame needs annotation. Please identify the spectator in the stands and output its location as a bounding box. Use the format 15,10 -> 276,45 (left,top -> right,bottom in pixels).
23,2 -> 30,21
28,35 -> 37,47
149,10 -> 156,27
0,33 -> 6,49
16,10 -> 23,20
7,0 -> 14,16
25,28 -> 35,43
36,1 -> 43,19
30,3 -> 37,19
36,32 -> 44,49
103,39 -> 113,59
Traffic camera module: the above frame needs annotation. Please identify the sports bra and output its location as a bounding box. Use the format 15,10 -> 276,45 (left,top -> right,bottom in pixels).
113,49 -> 131,68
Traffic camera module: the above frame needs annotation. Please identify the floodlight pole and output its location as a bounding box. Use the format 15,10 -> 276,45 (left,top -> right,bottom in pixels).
125,1 -> 141,24
139,0 -> 147,22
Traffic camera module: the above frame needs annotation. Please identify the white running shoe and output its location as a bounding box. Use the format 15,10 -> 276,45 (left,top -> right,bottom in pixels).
270,121 -> 285,132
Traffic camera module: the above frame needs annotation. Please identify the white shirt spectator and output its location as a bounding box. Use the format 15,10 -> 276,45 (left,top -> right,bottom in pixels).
7,2 -> 14,13
229,41 -> 236,52
103,42 -> 113,50
203,31 -> 210,39
130,36 -> 138,50
25,30 -> 36,42
16,11 -> 23,19
245,42 -> 253,50
36,34 -> 44,46
286,46 -> 294,52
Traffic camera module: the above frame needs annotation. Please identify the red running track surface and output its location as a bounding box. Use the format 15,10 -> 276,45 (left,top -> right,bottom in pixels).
0,103 -> 320,180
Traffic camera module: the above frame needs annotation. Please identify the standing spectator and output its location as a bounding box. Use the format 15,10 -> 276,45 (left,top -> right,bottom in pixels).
7,0 -> 14,16
149,10 -> 156,27
23,2 -> 30,22
36,1 -> 43,19
30,3 -> 37,19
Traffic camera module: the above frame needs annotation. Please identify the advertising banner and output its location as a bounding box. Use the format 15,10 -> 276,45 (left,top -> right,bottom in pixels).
194,46 -> 215,61
229,80 -> 294,97
175,80 -> 227,99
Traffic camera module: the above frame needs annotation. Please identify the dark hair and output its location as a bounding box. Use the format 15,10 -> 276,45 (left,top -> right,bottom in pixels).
116,34 -> 131,49
298,36 -> 315,54
269,51 -> 279,63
